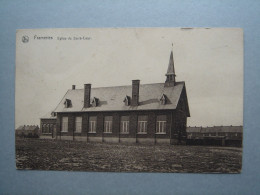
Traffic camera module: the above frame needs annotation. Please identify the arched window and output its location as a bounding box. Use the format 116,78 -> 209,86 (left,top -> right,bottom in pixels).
42,124 -> 45,133
50,124 -> 53,133
47,124 -> 50,133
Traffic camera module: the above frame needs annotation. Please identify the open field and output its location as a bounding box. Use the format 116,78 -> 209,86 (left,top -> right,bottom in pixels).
16,138 -> 242,173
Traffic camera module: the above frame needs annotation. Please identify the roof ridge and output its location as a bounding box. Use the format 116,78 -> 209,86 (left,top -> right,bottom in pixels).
188,125 -> 243,128
67,83 -> 164,90
67,82 -> 185,91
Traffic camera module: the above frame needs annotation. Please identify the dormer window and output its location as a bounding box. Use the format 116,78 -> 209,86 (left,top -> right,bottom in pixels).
123,95 -> 130,106
160,94 -> 167,105
64,99 -> 72,108
92,97 -> 99,107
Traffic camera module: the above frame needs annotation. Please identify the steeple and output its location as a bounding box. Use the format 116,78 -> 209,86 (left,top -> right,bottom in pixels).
164,48 -> 176,87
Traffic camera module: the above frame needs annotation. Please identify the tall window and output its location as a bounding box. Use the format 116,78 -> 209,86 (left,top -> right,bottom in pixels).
89,116 -> 97,133
62,117 -> 68,132
42,124 -> 46,133
104,116 -> 113,133
138,115 -> 148,134
47,124 -> 50,133
50,124 -> 53,134
120,116 -> 129,134
156,115 -> 166,134
75,117 -> 82,133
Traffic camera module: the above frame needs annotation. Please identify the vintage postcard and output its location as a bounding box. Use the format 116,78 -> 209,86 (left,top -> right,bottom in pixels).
15,28 -> 243,173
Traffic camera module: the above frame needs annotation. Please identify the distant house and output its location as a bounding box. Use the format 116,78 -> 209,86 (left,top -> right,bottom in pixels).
186,126 -> 243,146
15,125 -> 40,138
40,50 -> 190,144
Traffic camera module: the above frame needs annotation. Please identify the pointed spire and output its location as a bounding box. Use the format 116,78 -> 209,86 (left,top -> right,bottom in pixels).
166,50 -> 175,76
164,46 -> 176,87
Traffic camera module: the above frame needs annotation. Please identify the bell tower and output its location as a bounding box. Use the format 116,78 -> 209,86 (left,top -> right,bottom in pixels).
164,48 -> 176,87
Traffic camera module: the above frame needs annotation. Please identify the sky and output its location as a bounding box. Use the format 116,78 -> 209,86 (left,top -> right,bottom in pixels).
15,28 -> 243,128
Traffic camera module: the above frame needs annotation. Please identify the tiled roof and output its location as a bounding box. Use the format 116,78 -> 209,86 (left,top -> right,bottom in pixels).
54,82 -> 186,113
25,125 -> 39,131
187,126 -> 243,133
219,126 -> 243,133
186,127 -> 202,133
16,126 -> 25,131
41,111 -> 57,119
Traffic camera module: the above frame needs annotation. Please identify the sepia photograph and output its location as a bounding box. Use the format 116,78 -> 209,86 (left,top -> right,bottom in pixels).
15,28 -> 243,173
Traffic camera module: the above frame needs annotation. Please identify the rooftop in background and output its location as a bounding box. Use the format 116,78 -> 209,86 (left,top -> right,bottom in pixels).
16,125 -> 39,131
186,126 -> 243,133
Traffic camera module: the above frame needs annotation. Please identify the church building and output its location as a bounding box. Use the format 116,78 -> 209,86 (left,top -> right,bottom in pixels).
40,50 -> 190,144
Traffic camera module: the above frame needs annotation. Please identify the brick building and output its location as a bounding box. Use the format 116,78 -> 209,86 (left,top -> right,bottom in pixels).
186,126 -> 243,146
40,50 -> 190,144
16,125 -> 39,137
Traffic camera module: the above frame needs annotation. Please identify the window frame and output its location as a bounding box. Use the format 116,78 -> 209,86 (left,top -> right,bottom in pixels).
120,116 -> 130,134
137,115 -> 148,134
156,115 -> 167,134
42,124 -> 47,134
61,117 -> 68,132
88,116 -> 97,133
47,124 -> 50,133
104,116 -> 113,133
75,116 -> 82,133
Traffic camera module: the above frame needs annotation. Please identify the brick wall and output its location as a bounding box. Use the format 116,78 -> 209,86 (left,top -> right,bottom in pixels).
82,113 -> 88,136
40,118 -> 57,137
55,109 -> 187,144
68,115 -> 74,136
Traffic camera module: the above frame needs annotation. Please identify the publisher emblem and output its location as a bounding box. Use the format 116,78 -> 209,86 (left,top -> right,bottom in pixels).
22,36 -> 29,43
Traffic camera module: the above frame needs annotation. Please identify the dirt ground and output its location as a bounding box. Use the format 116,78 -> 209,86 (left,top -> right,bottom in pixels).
15,138 -> 242,173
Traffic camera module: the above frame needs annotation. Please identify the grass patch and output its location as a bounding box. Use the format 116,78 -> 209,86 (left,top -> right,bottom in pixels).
16,138 -> 242,173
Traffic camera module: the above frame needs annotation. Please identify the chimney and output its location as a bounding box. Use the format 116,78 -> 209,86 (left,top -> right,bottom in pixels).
131,80 -> 140,106
84,84 -> 91,108
72,85 -> 76,90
